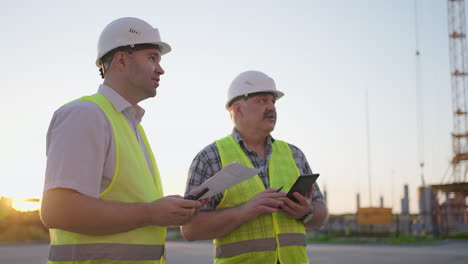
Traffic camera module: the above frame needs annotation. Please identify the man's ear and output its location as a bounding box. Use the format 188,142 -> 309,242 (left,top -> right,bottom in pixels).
113,51 -> 128,71
232,102 -> 244,118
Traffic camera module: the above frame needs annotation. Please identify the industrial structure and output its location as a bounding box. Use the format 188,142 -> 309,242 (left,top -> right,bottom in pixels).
351,0 -> 468,236
421,0 -> 468,236
448,0 -> 468,182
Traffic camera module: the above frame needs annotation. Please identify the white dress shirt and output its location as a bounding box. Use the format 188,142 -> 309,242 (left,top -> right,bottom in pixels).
44,84 -> 153,198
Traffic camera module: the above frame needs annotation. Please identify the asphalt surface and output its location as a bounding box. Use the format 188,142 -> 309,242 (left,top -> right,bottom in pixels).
0,240 -> 467,264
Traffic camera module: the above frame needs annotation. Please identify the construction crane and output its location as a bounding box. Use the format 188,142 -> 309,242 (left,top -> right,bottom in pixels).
447,0 -> 468,183
416,0 -> 468,237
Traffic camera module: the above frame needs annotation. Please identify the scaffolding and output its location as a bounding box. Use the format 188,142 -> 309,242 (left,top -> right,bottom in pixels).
430,183 -> 468,235
417,1 -> 468,236
448,0 -> 468,182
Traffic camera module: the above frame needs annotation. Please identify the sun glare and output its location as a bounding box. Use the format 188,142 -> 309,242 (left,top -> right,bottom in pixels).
12,199 -> 41,212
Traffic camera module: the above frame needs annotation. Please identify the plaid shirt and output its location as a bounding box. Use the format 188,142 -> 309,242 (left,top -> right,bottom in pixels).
185,129 -> 325,210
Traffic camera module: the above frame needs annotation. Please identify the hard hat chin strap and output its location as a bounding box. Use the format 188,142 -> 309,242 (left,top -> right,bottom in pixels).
98,60 -> 107,79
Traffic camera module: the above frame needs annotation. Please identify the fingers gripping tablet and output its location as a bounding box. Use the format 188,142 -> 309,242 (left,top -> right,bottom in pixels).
286,174 -> 320,203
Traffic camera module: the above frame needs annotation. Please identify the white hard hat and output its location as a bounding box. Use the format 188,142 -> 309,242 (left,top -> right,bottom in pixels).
96,17 -> 171,67
226,70 -> 284,109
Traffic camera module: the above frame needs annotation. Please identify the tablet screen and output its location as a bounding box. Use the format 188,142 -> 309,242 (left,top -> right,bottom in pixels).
286,174 -> 320,203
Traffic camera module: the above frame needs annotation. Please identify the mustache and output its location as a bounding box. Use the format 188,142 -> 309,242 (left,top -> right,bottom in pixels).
263,110 -> 276,119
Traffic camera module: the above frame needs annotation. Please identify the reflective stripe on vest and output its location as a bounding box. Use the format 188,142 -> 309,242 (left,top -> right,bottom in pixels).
215,233 -> 306,258
49,244 -> 164,261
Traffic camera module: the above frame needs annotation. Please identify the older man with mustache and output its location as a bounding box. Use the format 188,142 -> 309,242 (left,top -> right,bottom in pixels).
181,70 -> 328,264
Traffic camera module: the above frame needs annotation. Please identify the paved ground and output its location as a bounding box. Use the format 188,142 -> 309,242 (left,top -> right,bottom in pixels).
306,241 -> 468,264
1,240 -> 467,263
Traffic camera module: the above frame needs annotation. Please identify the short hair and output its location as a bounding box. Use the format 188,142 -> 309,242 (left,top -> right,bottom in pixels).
99,44 -> 161,78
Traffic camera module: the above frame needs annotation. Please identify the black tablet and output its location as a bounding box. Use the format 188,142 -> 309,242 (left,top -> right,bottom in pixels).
184,187 -> 209,200
286,174 -> 320,203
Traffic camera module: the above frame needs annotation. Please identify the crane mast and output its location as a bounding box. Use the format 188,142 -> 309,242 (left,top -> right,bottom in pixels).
448,0 -> 468,182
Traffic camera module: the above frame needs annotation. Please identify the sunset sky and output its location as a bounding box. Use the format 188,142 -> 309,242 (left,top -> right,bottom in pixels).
0,0 -> 455,214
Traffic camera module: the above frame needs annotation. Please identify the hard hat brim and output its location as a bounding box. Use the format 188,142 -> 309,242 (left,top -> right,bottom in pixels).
225,90 -> 284,109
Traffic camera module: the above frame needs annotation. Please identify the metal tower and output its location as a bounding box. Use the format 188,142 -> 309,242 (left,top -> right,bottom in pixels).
414,0 -> 426,187
448,0 -> 468,182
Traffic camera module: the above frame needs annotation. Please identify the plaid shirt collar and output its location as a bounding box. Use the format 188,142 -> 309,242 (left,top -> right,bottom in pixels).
231,128 -> 275,153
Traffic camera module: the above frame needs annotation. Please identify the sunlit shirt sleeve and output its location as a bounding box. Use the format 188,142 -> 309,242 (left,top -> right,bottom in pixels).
44,100 -> 110,197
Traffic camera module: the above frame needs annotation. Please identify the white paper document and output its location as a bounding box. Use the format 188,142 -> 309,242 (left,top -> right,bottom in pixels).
185,162 -> 260,200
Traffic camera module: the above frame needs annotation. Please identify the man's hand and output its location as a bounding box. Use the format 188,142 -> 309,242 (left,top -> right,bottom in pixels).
193,198 -> 211,216
146,195 -> 203,226
239,188 -> 285,222
278,186 -> 313,220
181,189 -> 285,241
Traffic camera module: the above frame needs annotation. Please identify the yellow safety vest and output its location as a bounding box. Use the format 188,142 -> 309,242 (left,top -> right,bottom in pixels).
214,135 -> 308,264
48,94 -> 166,264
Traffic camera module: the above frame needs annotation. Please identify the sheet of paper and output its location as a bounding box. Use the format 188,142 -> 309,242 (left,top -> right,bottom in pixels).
186,162 -> 260,200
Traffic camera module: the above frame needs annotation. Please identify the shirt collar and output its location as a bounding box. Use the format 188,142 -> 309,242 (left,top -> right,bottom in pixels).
231,128 -> 274,147
98,84 -> 145,120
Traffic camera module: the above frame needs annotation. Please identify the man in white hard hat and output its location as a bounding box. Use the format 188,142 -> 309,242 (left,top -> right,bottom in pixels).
41,17 -> 205,263
181,70 -> 328,264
